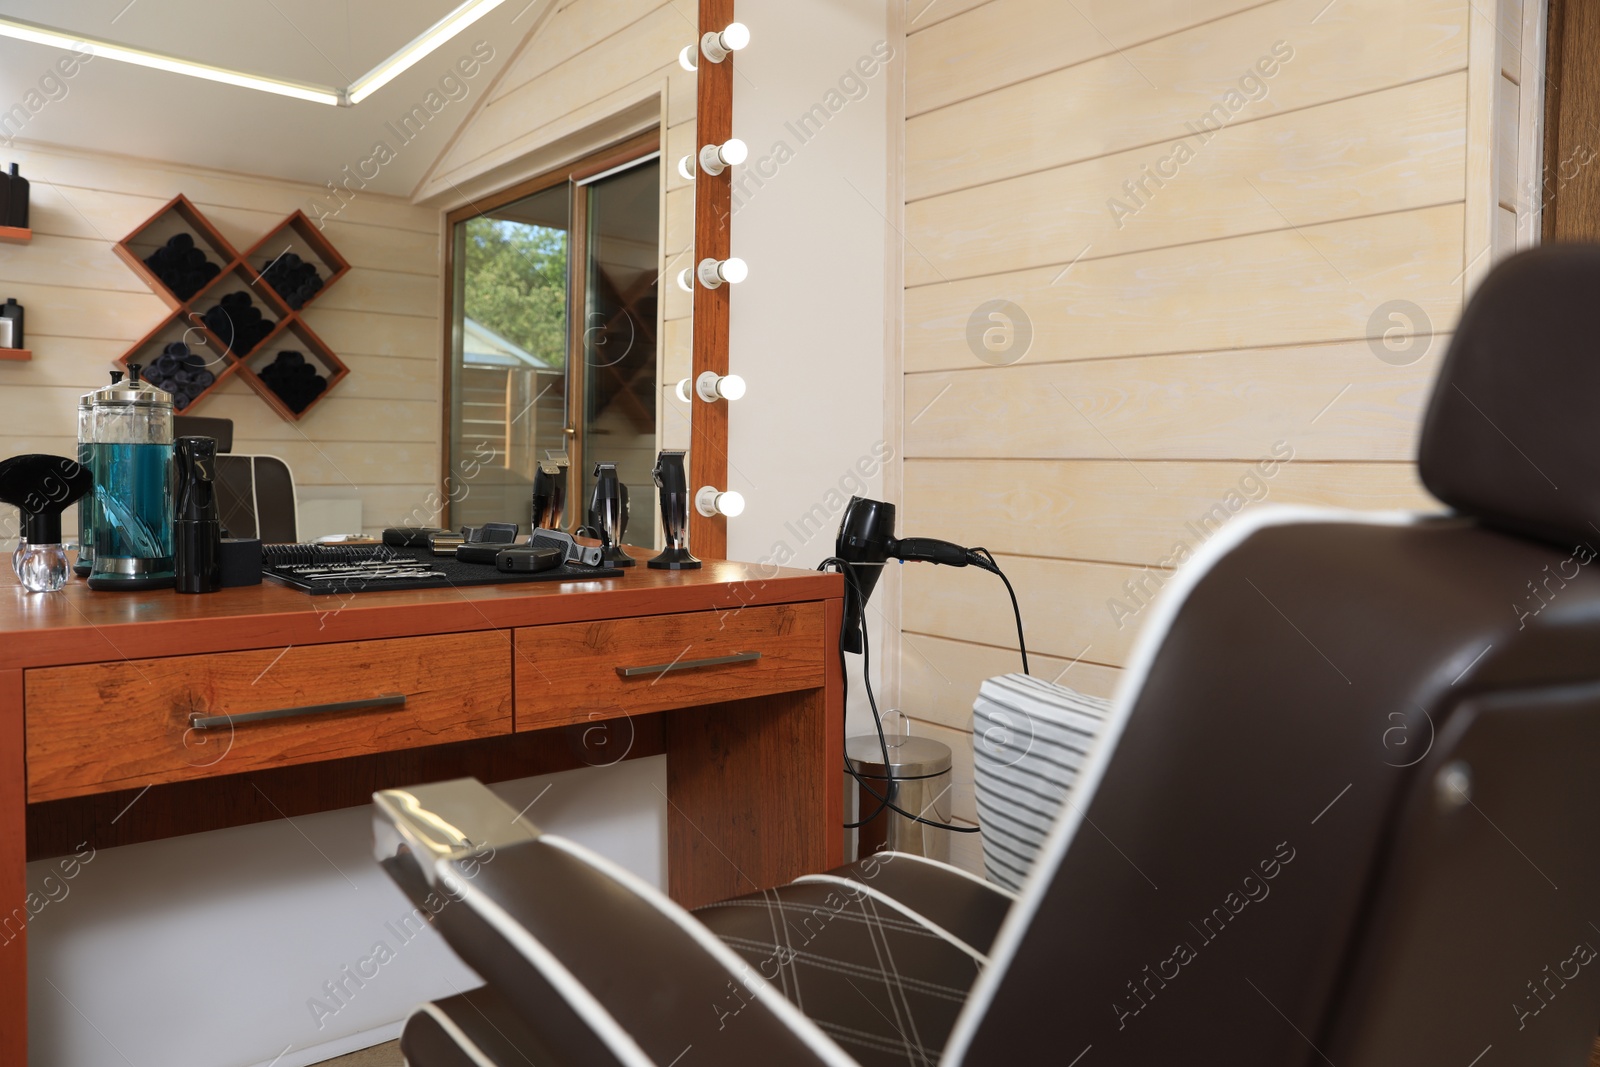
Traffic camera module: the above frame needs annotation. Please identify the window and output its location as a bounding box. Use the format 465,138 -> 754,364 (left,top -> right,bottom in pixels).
444,134 -> 661,545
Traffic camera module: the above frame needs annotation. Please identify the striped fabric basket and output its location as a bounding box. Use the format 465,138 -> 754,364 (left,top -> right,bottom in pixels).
972,673 -> 1115,891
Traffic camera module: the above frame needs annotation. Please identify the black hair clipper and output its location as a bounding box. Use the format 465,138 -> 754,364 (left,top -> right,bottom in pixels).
586,462 -> 634,567
648,450 -> 700,570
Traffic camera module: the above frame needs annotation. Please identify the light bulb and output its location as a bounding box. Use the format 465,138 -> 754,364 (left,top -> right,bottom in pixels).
696,486 -> 745,518
678,43 -> 698,71
697,257 -> 748,289
675,377 -> 693,403
695,371 -> 747,402
701,22 -> 750,63
698,137 -> 748,177
677,267 -> 695,293
677,154 -> 696,181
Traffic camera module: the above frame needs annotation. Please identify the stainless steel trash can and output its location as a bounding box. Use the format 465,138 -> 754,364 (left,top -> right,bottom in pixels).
846,733 -> 953,862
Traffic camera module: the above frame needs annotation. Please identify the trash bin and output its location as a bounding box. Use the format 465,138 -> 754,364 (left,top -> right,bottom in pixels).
846,733 -> 953,862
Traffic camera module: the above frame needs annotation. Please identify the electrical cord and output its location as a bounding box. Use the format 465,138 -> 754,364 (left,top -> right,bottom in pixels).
819,556 -> 1004,838
970,547 -> 1029,676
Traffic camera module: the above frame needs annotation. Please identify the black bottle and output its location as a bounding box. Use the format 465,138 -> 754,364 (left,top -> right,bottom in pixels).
1,299 -> 22,348
6,165 -> 27,229
173,436 -> 221,593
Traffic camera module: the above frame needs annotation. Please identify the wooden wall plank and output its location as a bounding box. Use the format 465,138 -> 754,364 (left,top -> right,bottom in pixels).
906,73 -> 1467,285
437,7 -> 691,182
901,632 -> 1121,730
904,203 -> 1465,373
906,0 -> 1264,117
904,339 -> 1445,461
488,0 -> 685,103
903,458 -> 1434,567
906,0 -> 1468,200
903,552 -> 1155,666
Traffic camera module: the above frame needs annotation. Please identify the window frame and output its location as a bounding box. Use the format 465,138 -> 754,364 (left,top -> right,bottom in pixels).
439,128 -> 660,530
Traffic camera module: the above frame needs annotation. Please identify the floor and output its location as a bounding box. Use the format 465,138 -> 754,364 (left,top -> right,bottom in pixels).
314,1041 -> 404,1066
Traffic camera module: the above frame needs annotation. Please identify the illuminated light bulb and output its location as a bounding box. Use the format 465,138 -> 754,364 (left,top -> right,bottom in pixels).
696,486 -> 745,518
675,377 -> 693,403
700,22 -> 750,63
677,267 -> 695,293
677,154 -> 697,181
678,43 -> 699,71
697,138 -> 748,176
695,371 -> 746,402
697,257 -> 747,289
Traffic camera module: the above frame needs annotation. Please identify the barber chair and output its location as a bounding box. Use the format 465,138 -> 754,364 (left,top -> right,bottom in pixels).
370,245 -> 1600,1065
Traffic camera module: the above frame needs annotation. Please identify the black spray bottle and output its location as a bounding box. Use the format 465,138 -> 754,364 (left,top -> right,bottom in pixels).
173,435 -> 221,593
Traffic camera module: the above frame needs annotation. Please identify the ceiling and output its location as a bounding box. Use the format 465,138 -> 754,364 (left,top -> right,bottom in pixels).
0,0 -> 545,197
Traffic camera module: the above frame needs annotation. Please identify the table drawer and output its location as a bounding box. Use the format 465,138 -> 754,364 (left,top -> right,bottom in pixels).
26,633 -> 512,802
514,603 -> 825,730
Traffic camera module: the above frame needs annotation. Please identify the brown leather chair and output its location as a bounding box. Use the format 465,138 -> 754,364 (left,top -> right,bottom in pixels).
370,245 -> 1600,1066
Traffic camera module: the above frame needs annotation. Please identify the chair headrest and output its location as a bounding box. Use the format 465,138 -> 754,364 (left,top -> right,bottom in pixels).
1418,244 -> 1600,548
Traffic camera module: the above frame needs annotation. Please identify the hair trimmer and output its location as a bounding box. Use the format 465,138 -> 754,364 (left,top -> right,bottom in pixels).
586,462 -> 634,567
648,450 -> 700,570
531,455 -> 567,531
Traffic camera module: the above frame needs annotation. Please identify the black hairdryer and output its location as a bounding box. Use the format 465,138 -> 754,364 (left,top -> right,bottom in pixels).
836,495 -> 991,653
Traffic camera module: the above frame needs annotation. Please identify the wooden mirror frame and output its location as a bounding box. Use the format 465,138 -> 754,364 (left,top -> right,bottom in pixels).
689,0 -> 735,560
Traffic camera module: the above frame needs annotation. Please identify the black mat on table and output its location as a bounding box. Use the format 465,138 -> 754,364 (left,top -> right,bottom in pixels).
262,543 -> 626,595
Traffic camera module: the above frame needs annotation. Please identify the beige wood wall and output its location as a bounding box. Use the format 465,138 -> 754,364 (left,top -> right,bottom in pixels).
0,141 -> 440,546
894,0 -> 1514,855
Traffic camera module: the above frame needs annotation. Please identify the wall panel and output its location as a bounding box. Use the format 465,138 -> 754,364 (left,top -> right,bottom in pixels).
898,0 -> 1512,875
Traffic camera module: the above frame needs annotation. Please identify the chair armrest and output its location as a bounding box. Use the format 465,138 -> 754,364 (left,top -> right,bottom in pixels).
372,778 -> 853,1067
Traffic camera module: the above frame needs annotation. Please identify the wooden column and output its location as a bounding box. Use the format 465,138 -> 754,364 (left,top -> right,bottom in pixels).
1543,0 -> 1600,240
0,669 -> 25,1063
688,0 -> 735,561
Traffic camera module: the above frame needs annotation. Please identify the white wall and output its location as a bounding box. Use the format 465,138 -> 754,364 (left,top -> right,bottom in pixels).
725,0 -> 895,735
27,758 -> 667,1067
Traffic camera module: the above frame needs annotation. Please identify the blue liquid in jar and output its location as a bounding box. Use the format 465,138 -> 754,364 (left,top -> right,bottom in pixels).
90,442 -> 173,574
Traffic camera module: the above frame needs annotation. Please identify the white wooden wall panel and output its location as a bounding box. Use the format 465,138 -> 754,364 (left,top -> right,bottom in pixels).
0,142 -> 441,547
898,0 -> 1522,872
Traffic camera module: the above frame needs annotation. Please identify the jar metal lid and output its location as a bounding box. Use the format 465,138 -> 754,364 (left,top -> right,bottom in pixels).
846,734 -> 952,778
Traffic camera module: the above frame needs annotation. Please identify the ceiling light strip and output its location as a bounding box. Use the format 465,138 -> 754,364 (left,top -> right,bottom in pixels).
0,14 -> 343,106
346,0 -> 508,104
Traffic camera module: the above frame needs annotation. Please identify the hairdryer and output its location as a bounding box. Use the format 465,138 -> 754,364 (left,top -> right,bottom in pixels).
835,495 -> 993,653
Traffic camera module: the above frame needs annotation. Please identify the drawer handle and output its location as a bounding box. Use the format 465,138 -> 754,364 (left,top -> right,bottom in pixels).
616,651 -> 762,678
189,693 -> 407,730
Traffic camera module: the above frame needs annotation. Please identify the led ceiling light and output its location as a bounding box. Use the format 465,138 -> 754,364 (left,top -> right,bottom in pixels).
0,0 -> 508,107
697,257 -> 747,289
697,138 -> 747,177
695,371 -> 746,402
696,486 -> 745,518
701,22 -> 750,63
0,14 -> 342,105
348,0 -> 509,104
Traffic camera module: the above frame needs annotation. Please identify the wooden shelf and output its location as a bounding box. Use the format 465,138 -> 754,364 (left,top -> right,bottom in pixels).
0,348 -> 31,361
0,227 -> 30,244
112,198 -> 350,419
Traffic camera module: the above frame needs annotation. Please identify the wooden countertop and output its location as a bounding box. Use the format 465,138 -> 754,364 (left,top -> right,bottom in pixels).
0,554 -> 842,670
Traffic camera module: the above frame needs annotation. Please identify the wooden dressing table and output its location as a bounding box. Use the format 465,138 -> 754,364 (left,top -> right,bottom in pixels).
0,557 -> 844,1061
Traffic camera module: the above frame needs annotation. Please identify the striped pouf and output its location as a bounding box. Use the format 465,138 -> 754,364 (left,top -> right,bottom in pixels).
972,673 -> 1114,891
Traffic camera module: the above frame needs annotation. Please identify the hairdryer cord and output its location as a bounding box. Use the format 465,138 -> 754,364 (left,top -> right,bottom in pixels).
821,556 -> 982,834
971,547 -> 1029,676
